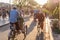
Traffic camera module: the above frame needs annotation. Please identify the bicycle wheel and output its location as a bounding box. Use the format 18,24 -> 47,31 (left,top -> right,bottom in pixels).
23,25 -> 27,40
8,30 -> 15,40
37,25 -> 40,40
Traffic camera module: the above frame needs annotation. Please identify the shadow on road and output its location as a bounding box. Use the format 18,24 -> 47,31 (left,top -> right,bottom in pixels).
24,15 -> 30,22
27,20 -> 37,35
36,32 -> 44,40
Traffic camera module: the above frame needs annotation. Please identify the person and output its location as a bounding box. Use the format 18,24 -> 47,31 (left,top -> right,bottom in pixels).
0,8 -> 2,18
20,9 -> 24,17
9,7 -> 19,32
18,8 -> 24,33
2,8 -> 7,20
37,11 -> 45,32
33,9 -> 39,21
30,9 -> 33,16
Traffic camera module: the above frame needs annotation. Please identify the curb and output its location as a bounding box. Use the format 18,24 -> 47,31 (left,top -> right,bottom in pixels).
0,22 -> 10,27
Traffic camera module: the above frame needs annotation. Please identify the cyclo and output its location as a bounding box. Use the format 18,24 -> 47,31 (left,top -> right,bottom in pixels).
8,15 -> 27,40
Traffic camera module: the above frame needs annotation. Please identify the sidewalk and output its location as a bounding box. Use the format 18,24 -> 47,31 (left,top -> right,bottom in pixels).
0,15 -> 30,27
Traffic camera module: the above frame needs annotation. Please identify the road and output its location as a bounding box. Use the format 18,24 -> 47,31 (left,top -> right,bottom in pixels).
0,15 -> 60,40
0,15 -> 38,40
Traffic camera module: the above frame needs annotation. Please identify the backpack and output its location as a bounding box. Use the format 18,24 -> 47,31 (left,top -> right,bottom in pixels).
17,15 -> 24,29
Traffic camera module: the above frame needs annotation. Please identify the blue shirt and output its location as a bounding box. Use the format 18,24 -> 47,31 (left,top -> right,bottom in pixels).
9,9 -> 18,23
34,9 -> 39,14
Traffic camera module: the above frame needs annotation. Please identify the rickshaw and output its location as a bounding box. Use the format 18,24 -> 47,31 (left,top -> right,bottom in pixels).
8,15 -> 27,40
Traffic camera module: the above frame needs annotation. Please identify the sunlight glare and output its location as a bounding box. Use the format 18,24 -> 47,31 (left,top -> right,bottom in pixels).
34,0 -> 48,5
0,0 -> 13,4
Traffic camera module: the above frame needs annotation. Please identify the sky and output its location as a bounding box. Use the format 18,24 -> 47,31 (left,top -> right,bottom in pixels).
0,0 -> 59,4
0,0 -> 48,5
51,0 -> 59,3
0,0 -> 13,4
34,0 -> 48,5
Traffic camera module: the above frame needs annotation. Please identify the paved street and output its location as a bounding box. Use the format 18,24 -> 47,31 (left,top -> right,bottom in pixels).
0,15 -> 60,40
0,15 -> 38,40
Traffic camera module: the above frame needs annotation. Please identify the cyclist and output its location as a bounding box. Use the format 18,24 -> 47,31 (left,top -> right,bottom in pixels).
9,7 -> 20,33
37,12 -> 45,32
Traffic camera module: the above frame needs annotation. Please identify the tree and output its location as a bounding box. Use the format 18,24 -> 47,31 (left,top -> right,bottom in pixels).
43,2 -> 59,18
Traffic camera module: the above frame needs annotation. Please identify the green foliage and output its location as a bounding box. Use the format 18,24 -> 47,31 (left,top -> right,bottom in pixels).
42,8 -> 52,15
43,2 -> 59,19
52,4 -> 59,19
53,21 -> 58,27
52,21 -> 60,34
53,26 -> 60,34
52,12 -> 59,19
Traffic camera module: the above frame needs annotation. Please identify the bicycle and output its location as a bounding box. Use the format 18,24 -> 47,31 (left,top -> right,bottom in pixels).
8,23 -> 27,40
37,21 -> 44,40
